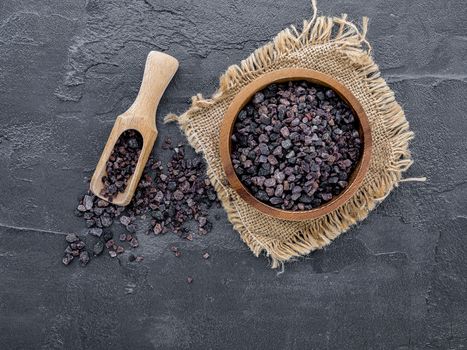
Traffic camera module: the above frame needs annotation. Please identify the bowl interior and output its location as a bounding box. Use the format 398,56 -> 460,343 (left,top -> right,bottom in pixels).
219,68 -> 372,221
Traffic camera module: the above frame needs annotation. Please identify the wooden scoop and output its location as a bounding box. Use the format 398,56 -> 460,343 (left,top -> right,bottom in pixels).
90,51 -> 179,206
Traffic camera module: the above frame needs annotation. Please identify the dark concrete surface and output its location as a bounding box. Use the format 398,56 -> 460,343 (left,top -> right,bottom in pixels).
0,0 -> 466,349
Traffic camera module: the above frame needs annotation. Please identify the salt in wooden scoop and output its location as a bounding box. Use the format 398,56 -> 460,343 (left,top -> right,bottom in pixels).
90,51 -> 179,206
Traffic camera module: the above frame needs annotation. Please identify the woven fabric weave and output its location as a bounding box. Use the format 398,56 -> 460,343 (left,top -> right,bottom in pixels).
166,7 -> 415,268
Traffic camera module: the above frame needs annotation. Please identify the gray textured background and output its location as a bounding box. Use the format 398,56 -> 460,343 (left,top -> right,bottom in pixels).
0,0 -> 466,349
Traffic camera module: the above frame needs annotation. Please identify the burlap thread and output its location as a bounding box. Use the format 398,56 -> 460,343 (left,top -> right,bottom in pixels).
166,2 -> 421,268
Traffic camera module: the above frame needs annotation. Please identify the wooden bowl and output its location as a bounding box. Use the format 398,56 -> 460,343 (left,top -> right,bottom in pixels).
219,68 -> 372,221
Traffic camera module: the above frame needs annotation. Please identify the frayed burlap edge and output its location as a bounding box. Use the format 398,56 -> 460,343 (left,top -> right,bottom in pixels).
165,1 -> 424,268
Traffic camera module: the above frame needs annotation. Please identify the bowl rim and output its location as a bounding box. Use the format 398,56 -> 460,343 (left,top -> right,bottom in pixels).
219,68 -> 372,221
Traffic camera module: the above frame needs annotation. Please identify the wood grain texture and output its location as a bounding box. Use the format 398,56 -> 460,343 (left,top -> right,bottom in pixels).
89,51 -> 179,206
220,68 -> 372,221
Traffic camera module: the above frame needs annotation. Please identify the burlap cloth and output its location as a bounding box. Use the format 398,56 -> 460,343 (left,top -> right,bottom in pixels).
166,2 -> 422,268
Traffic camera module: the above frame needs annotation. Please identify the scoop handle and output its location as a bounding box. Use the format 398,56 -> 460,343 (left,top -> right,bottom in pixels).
128,51 -> 179,127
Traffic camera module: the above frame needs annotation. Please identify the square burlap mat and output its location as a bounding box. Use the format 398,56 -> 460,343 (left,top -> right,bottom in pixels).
166,2 -> 421,268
